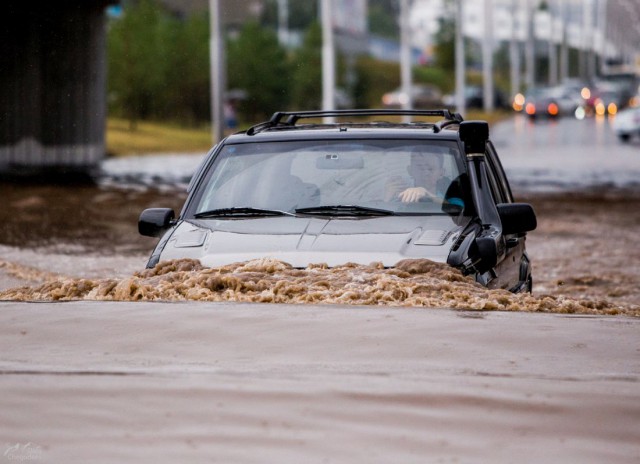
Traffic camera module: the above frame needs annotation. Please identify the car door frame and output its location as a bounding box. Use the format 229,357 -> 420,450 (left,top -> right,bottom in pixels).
484,142 -> 531,291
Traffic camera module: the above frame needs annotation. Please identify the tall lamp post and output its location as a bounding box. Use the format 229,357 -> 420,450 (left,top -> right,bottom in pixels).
399,0 -> 412,121
455,0 -> 466,115
509,0 -> 521,99
321,0 -> 336,123
482,0 -> 494,112
209,0 -> 224,144
525,0 -> 535,90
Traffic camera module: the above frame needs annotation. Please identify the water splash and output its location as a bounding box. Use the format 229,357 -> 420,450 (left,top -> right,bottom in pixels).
2,258 -> 637,317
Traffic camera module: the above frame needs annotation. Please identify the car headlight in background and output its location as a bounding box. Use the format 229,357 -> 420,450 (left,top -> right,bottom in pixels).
512,93 -> 525,112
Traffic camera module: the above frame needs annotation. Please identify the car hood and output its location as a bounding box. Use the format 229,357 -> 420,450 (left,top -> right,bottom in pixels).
159,215 -> 470,268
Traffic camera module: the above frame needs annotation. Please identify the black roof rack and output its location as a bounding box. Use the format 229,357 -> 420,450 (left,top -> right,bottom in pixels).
246,109 -> 464,135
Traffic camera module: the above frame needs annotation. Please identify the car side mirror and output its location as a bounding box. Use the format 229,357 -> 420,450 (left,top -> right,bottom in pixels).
138,208 -> 175,237
459,120 -> 489,155
497,203 -> 537,235
473,225 -> 501,273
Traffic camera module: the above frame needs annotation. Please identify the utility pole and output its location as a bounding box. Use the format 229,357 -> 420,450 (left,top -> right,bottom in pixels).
209,0 -> 224,144
321,0 -> 336,122
525,0 -> 535,90
587,0 -> 597,79
399,0 -> 412,121
580,0 -> 588,80
277,0 -> 289,47
509,0 -> 521,99
455,0 -> 466,116
482,0 -> 494,111
560,0 -> 569,82
597,0 -> 608,75
548,0 -> 558,86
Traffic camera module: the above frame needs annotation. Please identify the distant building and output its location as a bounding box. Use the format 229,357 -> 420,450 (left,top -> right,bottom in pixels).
408,0 -> 607,54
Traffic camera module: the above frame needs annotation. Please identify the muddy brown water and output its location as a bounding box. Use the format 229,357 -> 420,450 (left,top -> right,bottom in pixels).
1,181 -> 639,315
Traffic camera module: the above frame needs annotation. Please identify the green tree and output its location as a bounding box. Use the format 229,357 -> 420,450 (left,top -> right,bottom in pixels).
368,0 -> 398,39
107,0 -> 168,126
433,13 -> 456,72
290,22 -> 322,110
260,0 -> 317,31
353,57 -> 399,108
432,1 -> 475,75
162,13 -> 211,123
227,22 -> 291,122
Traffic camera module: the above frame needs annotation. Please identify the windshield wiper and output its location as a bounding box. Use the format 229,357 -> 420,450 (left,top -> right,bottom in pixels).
295,205 -> 395,217
194,207 -> 294,218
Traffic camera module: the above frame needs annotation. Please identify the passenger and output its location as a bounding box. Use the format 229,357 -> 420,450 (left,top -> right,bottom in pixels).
385,149 -> 464,208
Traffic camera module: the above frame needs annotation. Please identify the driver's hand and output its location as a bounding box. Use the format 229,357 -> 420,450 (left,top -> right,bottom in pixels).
399,187 -> 428,203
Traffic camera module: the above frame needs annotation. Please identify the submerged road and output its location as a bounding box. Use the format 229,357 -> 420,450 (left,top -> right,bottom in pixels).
1,301 -> 639,463
492,114 -> 640,192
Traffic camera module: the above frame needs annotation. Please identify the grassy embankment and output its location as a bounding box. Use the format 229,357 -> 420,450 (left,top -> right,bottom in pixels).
106,110 -> 512,156
106,118 -> 213,157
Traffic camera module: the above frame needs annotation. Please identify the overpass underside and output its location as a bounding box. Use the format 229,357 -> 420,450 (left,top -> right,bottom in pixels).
1,1 -> 114,176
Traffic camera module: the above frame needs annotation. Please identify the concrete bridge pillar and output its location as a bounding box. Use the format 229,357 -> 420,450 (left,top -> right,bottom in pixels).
0,1 -> 115,176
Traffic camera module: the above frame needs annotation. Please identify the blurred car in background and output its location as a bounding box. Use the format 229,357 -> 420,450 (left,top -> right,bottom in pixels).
583,83 -> 625,116
382,84 -> 443,109
521,86 -> 580,119
611,104 -> 640,142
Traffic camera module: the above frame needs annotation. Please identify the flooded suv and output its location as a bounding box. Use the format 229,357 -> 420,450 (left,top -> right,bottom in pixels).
139,109 -> 537,293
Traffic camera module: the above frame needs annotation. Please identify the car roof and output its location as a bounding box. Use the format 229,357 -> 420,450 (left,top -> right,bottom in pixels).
224,109 -> 466,144
224,126 -> 464,145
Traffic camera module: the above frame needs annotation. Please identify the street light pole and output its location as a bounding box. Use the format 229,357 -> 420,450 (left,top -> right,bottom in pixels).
560,0 -> 569,82
399,0 -> 412,121
509,0 -> 521,99
482,0 -> 494,112
548,0 -> 558,86
455,0 -> 466,116
598,0 -> 608,75
321,0 -> 336,122
209,0 -> 224,144
525,0 -> 535,90
277,0 -> 289,46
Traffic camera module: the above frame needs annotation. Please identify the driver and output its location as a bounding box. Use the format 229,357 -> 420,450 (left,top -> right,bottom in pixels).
384,148 -> 464,208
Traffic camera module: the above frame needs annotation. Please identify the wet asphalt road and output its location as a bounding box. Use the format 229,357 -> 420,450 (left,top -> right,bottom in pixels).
493,113 -> 640,192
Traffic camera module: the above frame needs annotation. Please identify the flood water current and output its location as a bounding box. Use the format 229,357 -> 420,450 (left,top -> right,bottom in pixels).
1,115 -> 639,316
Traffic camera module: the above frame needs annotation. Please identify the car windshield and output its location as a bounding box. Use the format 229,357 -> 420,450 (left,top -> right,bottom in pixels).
190,139 -> 469,217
